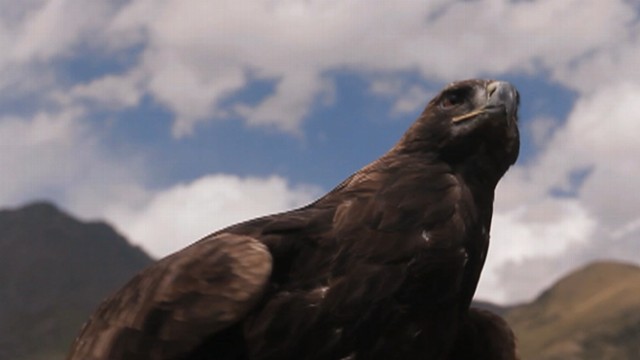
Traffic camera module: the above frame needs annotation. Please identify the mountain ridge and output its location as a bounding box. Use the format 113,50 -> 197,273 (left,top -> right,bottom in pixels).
0,201 -> 153,360
507,261 -> 640,359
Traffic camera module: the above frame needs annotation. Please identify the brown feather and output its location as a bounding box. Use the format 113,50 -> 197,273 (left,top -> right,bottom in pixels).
67,234 -> 271,360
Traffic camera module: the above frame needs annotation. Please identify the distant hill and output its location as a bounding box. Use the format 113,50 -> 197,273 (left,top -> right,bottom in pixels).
1,202 -> 639,359
506,261 -> 640,360
0,202 -> 152,360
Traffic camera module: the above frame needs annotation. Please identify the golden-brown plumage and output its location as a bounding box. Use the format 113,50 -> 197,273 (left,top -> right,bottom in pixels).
68,79 -> 520,360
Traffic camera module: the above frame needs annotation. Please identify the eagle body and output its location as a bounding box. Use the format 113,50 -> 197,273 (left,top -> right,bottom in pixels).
68,79 -> 520,360
219,156 -> 488,360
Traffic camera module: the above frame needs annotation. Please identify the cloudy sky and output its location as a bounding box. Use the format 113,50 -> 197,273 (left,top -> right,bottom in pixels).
2,0 -> 639,304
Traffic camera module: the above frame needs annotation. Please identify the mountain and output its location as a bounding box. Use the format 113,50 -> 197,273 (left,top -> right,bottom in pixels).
506,261 -> 640,360
0,202 -> 153,360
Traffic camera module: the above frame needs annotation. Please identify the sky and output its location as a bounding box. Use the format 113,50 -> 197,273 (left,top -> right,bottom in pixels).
1,0 -> 639,305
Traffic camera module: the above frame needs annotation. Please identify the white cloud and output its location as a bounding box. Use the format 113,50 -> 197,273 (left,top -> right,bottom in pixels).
390,86 -> 433,115
477,81 -> 640,304
0,0 -> 126,101
53,70 -> 145,109
3,0 -> 639,135
369,77 -> 434,115
95,0 -> 640,135
10,0 -> 112,62
235,72 -> 334,134
105,174 -> 321,258
528,82 -> 640,228
0,108 -> 149,217
528,116 -> 559,148
478,199 -> 596,303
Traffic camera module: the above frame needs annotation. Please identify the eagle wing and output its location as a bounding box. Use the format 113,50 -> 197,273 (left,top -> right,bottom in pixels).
449,308 -> 520,360
67,233 -> 272,360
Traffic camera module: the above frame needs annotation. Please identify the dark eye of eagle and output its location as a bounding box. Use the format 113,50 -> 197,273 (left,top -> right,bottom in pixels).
439,89 -> 468,110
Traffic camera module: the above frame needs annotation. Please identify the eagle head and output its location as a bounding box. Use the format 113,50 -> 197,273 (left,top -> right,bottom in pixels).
398,79 -> 520,181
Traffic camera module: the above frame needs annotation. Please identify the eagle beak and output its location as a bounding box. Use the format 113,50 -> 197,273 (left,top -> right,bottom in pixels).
486,81 -> 519,120
451,81 -> 519,123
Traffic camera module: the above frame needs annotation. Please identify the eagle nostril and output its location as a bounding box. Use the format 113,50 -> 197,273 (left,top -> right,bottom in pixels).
487,82 -> 499,98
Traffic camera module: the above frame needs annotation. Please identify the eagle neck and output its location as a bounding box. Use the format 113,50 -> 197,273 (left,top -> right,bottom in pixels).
452,157 -> 498,228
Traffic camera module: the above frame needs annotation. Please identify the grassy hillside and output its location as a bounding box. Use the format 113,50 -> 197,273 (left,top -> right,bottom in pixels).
506,261 -> 640,360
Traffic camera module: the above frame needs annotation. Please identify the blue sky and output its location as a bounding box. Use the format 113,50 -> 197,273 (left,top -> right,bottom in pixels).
1,0 -> 639,304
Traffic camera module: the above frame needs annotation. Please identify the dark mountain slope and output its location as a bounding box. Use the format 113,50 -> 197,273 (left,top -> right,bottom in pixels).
0,202 -> 152,360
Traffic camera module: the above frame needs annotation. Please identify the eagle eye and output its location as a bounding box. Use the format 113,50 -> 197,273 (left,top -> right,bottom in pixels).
440,89 -> 467,110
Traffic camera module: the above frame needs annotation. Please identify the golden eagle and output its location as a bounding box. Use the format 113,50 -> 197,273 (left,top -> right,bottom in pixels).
68,79 -> 520,360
